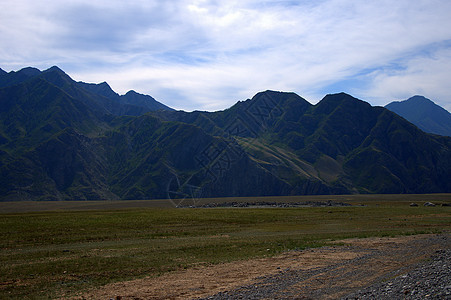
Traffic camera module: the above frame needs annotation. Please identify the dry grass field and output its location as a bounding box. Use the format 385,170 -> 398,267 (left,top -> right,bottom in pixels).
0,194 -> 450,299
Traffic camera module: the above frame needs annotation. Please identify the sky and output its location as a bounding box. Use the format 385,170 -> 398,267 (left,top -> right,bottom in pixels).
1,0 -> 451,112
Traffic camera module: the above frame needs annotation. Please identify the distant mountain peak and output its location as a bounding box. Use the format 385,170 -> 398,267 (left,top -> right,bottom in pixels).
314,92 -> 371,116
319,93 -> 363,106
18,67 -> 41,76
326,91 -> 350,97
258,89 -> 293,96
230,90 -> 311,116
385,95 -> 451,137
125,90 -> 139,96
252,90 -> 304,101
410,95 -> 428,99
1,74 -> 450,200
400,95 -> 432,104
388,95 -> 448,113
247,90 -> 310,104
390,95 -> 438,107
42,66 -> 71,79
78,80 -> 120,101
0,66 -> 42,88
322,92 -> 359,101
45,65 -> 65,73
121,90 -> 174,111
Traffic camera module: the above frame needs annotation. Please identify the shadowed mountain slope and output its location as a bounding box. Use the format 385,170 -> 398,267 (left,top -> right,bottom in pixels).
0,67 -> 450,200
149,91 -> 451,195
386,95 -> 451,137
78,82 -> 173,112
0,66 -> 173,116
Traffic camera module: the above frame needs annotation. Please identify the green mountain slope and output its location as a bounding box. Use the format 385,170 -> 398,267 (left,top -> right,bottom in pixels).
0,67 -> 450,200
151,91 -> 451,195
0,66 -> 174,117
0,76 -> 103,157
78,82 -> 174,112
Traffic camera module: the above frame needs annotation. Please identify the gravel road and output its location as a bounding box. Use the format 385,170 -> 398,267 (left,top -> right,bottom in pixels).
199,234 -> 450,300
344,249 -> 451,299
83,233 -> 450,299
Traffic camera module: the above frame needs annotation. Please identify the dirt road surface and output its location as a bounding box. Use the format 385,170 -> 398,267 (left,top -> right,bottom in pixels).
79,233 -> 450,299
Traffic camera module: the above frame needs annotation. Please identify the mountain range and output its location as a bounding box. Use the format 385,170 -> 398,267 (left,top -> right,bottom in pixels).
385,95 -> 451,137
0,66 -> 450,201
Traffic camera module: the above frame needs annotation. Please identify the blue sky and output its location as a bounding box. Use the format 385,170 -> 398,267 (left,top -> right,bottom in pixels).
1,0 -> 451,112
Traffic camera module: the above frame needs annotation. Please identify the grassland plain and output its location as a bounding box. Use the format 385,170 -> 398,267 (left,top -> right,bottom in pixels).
0,194 -> 450,299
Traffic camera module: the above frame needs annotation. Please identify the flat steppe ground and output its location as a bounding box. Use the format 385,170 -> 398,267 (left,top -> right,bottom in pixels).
84,233 -> 450,299
0,194 -> 450,299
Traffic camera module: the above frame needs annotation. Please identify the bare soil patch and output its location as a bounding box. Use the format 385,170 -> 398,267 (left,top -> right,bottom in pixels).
78,233 -> 449,299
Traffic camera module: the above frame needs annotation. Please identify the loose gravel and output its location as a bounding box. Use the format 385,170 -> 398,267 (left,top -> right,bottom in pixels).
83,234 -> 450,299
343,249 -> 451,299
199,234 -> 450,300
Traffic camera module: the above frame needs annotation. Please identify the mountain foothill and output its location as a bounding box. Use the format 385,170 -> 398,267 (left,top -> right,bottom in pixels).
0,66 -> 450,201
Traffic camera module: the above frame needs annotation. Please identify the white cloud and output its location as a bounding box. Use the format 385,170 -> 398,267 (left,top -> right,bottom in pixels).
356,46 -> 451,111
1,0 -> 451,111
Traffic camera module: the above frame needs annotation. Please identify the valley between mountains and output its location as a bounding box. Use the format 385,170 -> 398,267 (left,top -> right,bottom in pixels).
0,66 -> 450,201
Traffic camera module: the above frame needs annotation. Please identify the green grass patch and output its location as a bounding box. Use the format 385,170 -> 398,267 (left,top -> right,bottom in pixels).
0,198 -> 450,299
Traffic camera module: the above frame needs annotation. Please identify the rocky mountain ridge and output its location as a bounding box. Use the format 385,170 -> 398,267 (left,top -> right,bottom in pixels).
0,67 -> 450,200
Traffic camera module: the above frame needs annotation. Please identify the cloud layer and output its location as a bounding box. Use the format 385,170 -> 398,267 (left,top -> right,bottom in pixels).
1,0 -> 451,111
